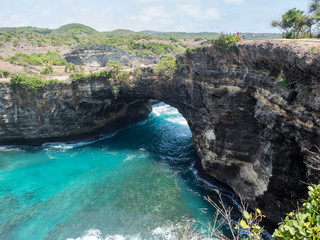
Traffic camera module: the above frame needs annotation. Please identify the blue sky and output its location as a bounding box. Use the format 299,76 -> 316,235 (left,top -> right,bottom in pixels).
0,0 -> 311,33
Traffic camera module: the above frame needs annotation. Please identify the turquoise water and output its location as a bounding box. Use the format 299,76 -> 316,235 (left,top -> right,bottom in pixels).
0,103 -> 238,240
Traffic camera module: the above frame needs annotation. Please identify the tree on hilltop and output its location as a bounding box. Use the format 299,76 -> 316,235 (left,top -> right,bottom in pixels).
271,0 -> 320,38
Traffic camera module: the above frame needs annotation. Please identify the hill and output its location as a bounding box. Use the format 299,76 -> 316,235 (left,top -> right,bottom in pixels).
53,23 -> 97,34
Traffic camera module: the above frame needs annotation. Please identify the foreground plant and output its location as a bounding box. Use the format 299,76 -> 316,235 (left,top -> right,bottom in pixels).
205,190 -> 264,240
273,184 -> 320,239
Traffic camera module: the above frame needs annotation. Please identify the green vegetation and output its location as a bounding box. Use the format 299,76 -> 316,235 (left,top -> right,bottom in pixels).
235,209 -> 265,240
7,50 -> 66,66
10,74 -> 62,92
40,65 -> 53,75
70,70 -> 112,81
0,69 -> 10,78
153,55 -> 177,79
70,61 -> 133,86
0,23 -> 281,63
272,0 -> 320,38
69,61 -> 135,99
128,40 -> 177,56
64,63 -> 84,73
273,185 -> 320,239
10,74 -> 46,92
53,23 -> 97,34
276,74 -> 291,89
211,33 -> 240,54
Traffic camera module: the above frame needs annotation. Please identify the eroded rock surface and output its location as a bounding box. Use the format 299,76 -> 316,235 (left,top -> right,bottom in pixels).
1,40 -> 320,222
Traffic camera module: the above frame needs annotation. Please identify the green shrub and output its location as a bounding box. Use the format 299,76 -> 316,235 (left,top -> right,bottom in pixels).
211,34 -> 240,53
40,65 -> 53,75
88,70 -> 113,81
276,74 -> 291,89
65,63 -> 76,73
153,55 -> 177,80
70,70 -> 113,82
13,40 -> 19,47
10,74 -> 62,92
127,41 -> 176,56
0,69 -> 11,78
185,46 -> 193,59
65,63 -> 84,73
273,185 -> 320,240
10,74 -> 45,92
45,79 -> 63,85
170,37 -> 178,42
8,50 -> 66,66
106,60 -> 123,74
70,72 -> 86,80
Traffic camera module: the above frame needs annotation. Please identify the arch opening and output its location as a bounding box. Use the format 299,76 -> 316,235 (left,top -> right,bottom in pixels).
0,101 -> 242,240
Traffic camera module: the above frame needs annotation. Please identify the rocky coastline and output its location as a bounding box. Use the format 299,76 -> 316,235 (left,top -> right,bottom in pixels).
1,40 -> 320,223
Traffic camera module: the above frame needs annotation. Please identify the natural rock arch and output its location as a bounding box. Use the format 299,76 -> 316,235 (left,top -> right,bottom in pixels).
0,40 -> 319,222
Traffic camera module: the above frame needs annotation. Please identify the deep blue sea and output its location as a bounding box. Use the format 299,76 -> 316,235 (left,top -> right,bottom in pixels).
0,103 -> 240,240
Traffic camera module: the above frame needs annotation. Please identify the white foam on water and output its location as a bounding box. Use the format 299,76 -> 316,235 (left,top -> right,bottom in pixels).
166,117 -> 188,126
152,104 -> 179,117
104,234 -> 141,240
151,224 -> 210,240
67,229 -> 103,240
42,131 -> 120,151
66,229 -> 141,240
123,154 -> 136,162
0,146 -> 26,152
152,226 -> 178,239
152,105 -> 169,116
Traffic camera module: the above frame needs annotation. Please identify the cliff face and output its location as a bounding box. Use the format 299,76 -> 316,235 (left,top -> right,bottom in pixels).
174,41 -> 320,222
0,81 -> 151,145
0,40 -> 319,222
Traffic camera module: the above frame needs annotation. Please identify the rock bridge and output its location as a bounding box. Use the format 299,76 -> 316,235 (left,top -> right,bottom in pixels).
1,40 -> 320,222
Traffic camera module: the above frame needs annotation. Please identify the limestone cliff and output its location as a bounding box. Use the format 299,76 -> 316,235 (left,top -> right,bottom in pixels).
0,40 -> 319,223
0,81 -> 151,145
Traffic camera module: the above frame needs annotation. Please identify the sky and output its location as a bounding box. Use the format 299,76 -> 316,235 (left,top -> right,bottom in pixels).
0,0 -> 312,33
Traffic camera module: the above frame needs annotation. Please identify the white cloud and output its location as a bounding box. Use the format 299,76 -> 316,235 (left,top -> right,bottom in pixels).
135,0 -> 200,2
224,0 -> 245,4
59,0 -> 76,5
141,5 -> 171,19
41,9 -> 51,16
179,4 -> 220,20
1,14 -> 30,27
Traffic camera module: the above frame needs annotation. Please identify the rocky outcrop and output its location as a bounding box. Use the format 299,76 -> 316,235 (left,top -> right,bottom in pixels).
0,40 -> 320,222
64,45 -> 159,67
0,82 -> 151,145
